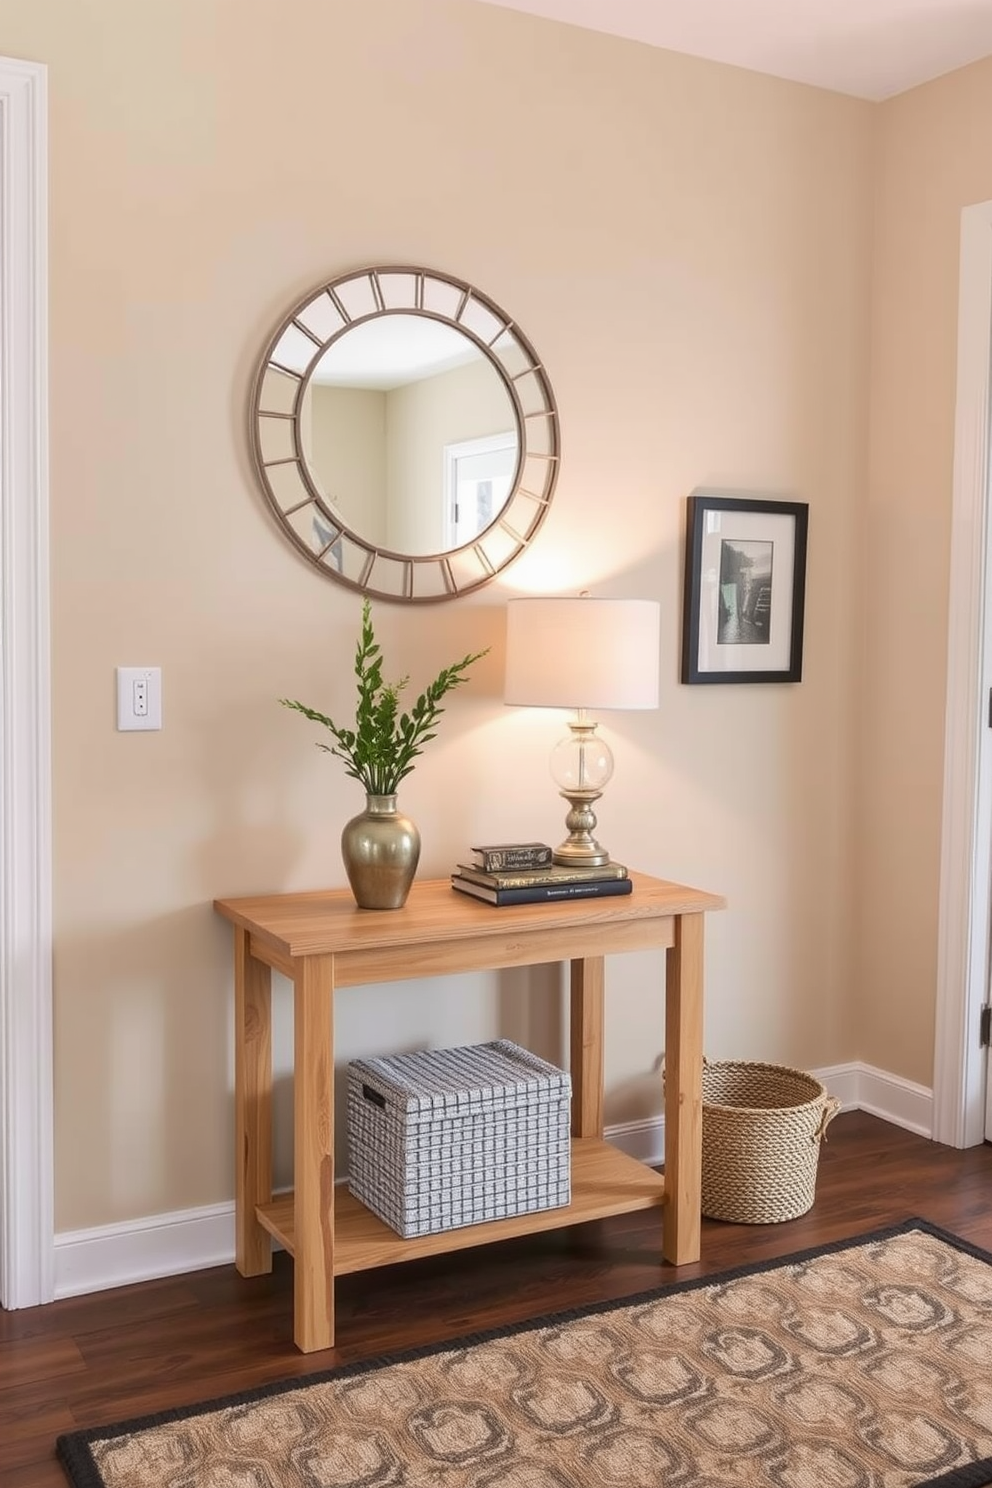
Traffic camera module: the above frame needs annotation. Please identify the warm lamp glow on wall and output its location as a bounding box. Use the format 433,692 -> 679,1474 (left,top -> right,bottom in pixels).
504,596 -> 661,866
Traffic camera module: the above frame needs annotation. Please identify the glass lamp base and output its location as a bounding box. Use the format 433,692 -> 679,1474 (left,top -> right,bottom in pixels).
548,718 -> 614,866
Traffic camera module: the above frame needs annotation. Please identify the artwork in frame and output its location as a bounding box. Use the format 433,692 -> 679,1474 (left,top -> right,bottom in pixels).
681,492 -> 809,684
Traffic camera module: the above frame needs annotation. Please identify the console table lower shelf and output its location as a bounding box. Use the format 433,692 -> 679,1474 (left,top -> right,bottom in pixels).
257,1138 -> 664,1274
215,871 -> 725,1352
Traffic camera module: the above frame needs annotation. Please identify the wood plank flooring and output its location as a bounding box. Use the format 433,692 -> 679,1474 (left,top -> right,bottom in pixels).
3,1111 -> 992,1487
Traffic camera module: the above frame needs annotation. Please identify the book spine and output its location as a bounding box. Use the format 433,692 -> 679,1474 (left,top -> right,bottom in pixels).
453,876 -> 634,906
500,878 -> 632,905
456,863 -> 628,889
473,846 -> 553,871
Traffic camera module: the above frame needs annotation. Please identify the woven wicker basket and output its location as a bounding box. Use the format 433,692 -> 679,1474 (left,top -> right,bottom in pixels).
700,1060 -> 841,1224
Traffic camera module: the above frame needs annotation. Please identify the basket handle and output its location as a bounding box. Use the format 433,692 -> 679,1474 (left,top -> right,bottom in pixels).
814,1094 -> 842,1142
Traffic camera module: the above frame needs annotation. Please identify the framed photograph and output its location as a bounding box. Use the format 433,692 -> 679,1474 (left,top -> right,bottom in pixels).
681,492 -> 809,684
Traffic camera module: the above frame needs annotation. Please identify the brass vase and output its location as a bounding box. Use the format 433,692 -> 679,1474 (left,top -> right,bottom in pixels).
341,794 -> 421,910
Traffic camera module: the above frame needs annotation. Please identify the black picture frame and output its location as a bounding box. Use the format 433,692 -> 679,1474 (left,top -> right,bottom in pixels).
681,492 -> 809,684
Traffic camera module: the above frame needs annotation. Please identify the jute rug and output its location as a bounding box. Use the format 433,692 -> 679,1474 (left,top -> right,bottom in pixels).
57,1219 -> 992,1488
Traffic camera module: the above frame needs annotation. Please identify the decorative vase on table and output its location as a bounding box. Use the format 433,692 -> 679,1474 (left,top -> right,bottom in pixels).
279,598 -> 487,911
341,794 -> 421,910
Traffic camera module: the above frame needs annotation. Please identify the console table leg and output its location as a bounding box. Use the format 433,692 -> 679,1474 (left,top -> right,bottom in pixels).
663,912 -> 704,1264
570,956 -> 605,1138
293,953 -> 335,1352
234,929 -> 272,1277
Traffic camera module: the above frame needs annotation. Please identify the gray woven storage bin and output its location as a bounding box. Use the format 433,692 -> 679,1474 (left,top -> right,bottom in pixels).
347,1039 -> 571,1239
700,1061 -> 841,1224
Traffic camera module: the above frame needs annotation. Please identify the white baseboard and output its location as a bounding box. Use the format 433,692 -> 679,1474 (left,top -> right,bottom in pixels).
54,1201 -> 235,1300
52,1061 -> 935,1300
824,1060 -> 933,1137
605,1114 -> 667,1166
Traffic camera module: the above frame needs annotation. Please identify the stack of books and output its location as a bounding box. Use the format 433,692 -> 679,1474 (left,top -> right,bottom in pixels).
451,842 -> 632,906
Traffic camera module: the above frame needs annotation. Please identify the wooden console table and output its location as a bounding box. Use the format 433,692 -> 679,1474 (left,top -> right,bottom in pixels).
214,870 -> 724,1353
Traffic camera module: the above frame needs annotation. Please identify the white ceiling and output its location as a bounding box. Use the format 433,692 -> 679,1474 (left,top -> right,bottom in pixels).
474,0 -> 992,100
312,316 -> 478,389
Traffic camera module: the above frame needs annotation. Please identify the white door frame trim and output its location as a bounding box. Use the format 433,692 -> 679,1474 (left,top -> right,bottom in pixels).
0,55 -> 53,1308
934,199 -> 992,1148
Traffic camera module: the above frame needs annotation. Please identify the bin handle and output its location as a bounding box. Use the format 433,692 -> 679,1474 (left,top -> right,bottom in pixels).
815,1095 -> 843,1142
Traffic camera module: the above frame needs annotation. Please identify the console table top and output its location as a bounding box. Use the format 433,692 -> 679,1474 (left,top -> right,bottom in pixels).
214,870 -> 726,959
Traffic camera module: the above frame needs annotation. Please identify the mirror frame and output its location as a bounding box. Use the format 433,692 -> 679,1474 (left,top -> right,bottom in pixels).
249,265 -> 560,603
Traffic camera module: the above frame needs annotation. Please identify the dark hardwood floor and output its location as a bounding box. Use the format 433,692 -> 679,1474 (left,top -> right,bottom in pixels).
3,1110 -> 992,1487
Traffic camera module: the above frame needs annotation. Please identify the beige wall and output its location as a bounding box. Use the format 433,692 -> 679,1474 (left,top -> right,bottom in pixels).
0,0 -> 877,1232
307,385 -> 387,544
860,57 -> 992,1082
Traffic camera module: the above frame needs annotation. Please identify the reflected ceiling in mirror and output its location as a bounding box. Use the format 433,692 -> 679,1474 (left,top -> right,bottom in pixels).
250,267 -> 560,603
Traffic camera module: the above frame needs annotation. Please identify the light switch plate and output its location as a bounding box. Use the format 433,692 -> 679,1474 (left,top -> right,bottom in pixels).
116,667 -> 162,731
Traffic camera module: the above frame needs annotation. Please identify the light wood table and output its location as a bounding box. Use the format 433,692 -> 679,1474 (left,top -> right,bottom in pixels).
214,870 -> 725,1353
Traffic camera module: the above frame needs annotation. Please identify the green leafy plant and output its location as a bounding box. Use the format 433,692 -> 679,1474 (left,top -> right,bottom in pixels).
280,599 -> 488,797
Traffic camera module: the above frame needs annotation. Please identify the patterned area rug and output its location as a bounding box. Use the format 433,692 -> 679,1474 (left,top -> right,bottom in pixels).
57,1219 -> 992,1488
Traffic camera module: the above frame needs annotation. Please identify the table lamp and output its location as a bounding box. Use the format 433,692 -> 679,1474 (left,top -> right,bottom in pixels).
504,595 -> 661,866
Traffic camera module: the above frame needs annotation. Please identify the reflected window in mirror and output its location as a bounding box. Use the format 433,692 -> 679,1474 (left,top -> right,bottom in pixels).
444,432 -> 516,549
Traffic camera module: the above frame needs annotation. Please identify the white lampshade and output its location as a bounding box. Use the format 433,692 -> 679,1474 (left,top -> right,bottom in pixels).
504,597 -> 660,711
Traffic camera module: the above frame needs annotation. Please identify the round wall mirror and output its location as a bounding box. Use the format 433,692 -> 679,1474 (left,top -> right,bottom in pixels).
250,266 -> 560,603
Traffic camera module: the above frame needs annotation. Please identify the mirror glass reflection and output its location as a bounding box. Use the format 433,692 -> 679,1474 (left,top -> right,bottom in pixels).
251,265 -> 560,603
299,314 -> 519,558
